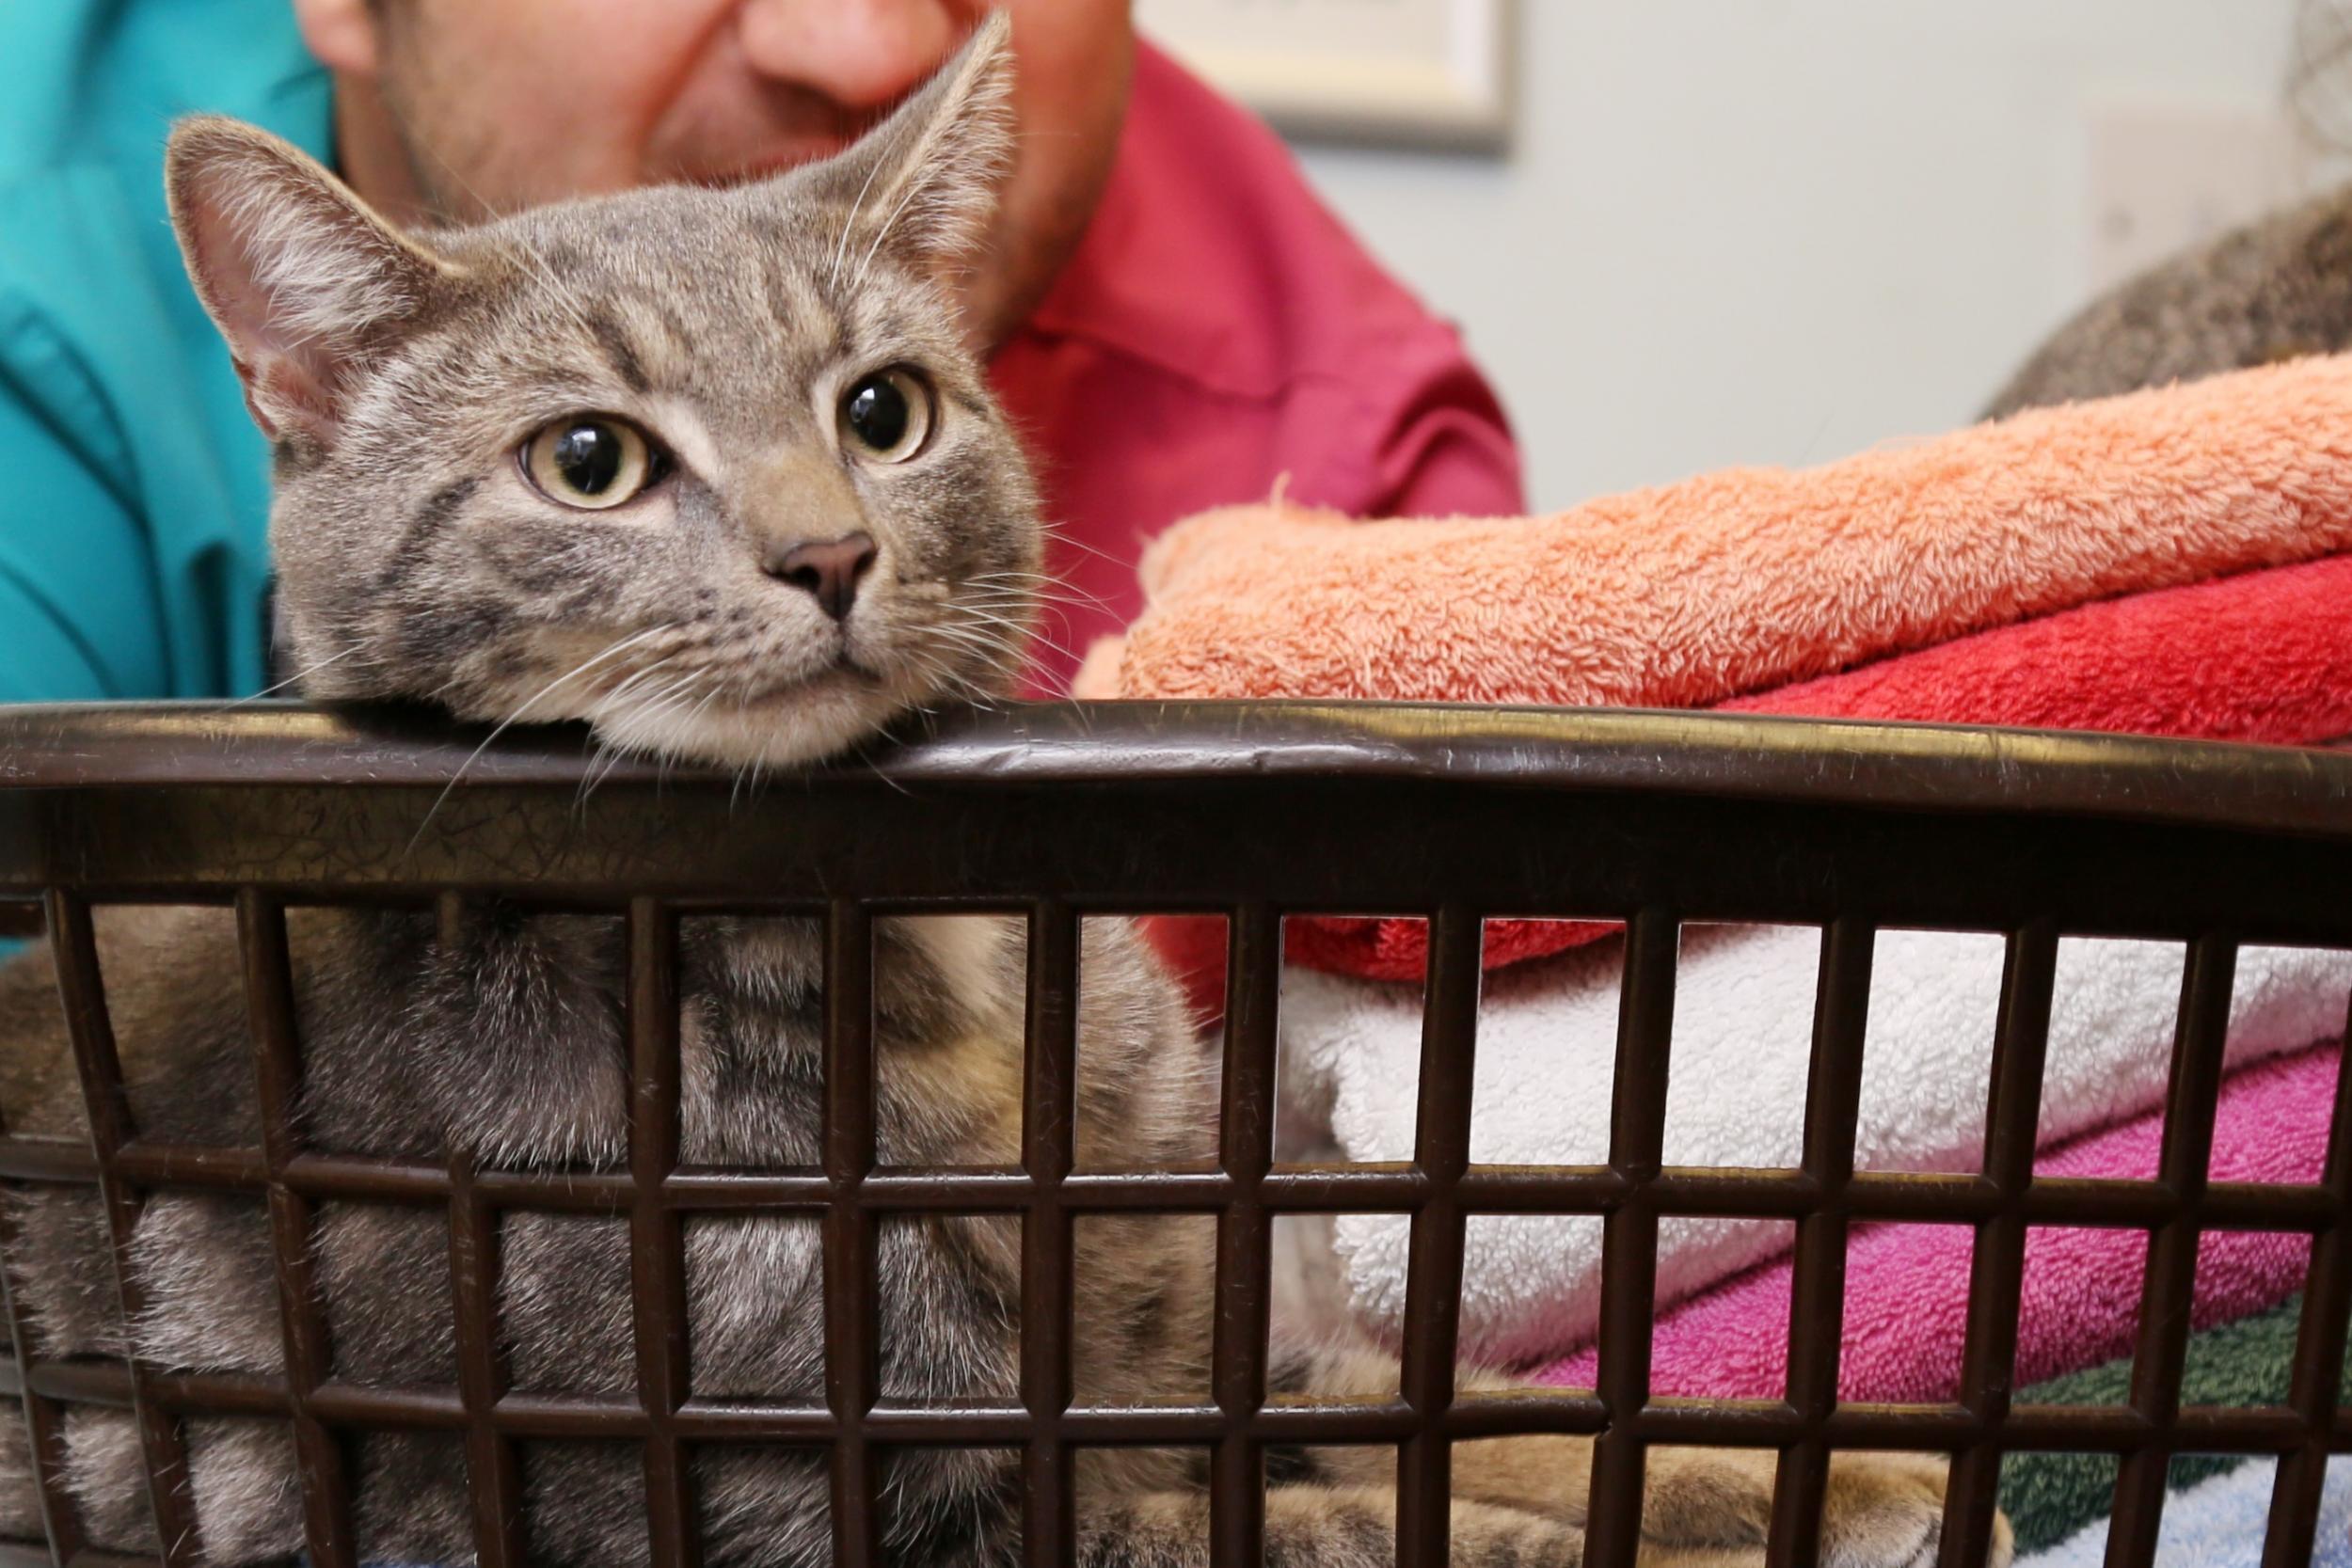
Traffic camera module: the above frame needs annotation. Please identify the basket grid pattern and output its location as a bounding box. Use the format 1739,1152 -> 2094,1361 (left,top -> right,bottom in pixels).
0,701 -> 2345,1568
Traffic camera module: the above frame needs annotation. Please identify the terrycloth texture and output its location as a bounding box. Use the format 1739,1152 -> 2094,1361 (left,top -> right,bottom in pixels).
1140,547 -> 2352,1001
2019,1454 -> 2352,1568
1096,359 -> 2352,989
1713,548 -> 2352,736
1281,928 -> 2352,1364
1534,1045 -> 2336,1403
1994,1299 -> 2339,1554
1089,356 -> 2352,706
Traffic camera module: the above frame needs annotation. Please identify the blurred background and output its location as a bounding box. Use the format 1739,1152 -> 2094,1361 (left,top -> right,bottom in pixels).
1154,1 -> 2348,512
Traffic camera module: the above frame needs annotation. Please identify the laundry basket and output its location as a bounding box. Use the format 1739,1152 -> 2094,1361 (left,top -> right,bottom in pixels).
0,698 -> 2347,1568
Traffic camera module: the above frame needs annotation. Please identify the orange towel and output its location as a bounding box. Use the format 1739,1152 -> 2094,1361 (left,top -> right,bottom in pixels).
1072,355 -> 2352,996
1074,355 -> 2352,708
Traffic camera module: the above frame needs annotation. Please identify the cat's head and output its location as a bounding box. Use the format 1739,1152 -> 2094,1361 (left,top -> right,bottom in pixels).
166,16 -> 1040,768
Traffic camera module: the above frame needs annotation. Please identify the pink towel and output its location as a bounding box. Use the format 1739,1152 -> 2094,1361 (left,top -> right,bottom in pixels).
1534,1043 -> 2339,1400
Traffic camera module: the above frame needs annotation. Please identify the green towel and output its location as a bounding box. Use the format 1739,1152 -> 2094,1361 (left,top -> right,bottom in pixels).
1996,1297 -> 2346,1553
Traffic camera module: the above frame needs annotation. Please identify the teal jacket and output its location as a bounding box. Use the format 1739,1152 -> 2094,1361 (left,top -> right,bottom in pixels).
1,0 -> 331,703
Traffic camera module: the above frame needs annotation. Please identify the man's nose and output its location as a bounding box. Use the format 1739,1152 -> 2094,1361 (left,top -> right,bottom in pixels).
734,0 -> 965,112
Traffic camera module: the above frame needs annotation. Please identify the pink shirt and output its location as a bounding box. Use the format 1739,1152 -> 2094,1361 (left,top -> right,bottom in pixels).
989,43 -> 1526,692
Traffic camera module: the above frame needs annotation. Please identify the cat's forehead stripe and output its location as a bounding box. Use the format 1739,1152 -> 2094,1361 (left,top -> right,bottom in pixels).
569,293 -> 701,401
580,306 -> 650,396
763,251 -> 837,350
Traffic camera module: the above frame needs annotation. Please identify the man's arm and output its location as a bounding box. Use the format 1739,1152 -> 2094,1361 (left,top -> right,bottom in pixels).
1358,328 -> 1529,522
0,374 -> 169,703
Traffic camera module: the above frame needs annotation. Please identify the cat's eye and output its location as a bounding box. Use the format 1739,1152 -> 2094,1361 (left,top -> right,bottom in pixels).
837,368 -> 933,464
521,417 -> 660,509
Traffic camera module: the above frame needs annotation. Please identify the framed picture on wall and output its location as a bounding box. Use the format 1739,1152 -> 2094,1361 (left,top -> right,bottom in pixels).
1133,0 -> 1517,153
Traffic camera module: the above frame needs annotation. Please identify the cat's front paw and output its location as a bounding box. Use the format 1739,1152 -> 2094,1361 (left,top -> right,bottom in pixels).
1821,1453 -> 2010,1568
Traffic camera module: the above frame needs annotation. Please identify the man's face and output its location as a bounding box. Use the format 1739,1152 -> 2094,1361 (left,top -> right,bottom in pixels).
297,0 -> 1134,343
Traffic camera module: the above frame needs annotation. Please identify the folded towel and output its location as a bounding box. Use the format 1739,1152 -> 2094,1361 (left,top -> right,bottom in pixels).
1534,1045 -> 2335,1408
1093,356 -> 2352,709
1281,929 -> 2352,1363
1143,549 -> 2352,999
1715,549 -> 2352,738
2019,1454 -> 2352,1568
1995,1298 -> 2337,1554
1087,356 -> 2352,990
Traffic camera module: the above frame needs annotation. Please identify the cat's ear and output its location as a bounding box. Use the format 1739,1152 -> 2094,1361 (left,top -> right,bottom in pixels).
790,10 -> 1016,275
166,115 -> 460,443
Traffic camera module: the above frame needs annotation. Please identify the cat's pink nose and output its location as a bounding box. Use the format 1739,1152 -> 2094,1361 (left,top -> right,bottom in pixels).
769,532 -> 877,621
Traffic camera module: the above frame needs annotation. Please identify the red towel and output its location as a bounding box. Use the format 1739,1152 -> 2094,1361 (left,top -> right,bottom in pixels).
1147,552 -> 2352,1006
1534,1041 -> 2337,1401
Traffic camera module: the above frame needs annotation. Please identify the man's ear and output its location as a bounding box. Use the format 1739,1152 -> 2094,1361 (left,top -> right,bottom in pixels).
166,114 -> 458,443
787,10 -> 1017,280
289,0 -> 382,75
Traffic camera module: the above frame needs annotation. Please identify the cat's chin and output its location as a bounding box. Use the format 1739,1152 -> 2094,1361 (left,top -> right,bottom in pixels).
585,675 -> 915,771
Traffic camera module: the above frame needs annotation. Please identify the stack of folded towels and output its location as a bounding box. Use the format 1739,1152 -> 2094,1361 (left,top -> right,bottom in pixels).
1074,356 -> 2352,1564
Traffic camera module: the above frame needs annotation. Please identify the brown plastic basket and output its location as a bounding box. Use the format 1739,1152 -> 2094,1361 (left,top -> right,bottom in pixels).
0,698 -> 2348,1568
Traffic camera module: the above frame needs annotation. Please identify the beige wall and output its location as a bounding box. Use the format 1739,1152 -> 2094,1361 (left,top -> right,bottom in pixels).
1266,2 -> 2309,511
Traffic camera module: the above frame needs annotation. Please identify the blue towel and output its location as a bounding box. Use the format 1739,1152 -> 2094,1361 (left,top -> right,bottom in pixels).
2022,1459 -> 2352,1567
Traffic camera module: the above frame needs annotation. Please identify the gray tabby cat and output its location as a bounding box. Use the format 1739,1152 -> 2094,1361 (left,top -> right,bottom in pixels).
1985,180 -> 2352,417
0,19 -> 2001,1567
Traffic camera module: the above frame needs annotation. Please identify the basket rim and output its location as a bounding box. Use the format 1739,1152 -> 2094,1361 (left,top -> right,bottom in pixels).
0,697 -> 2347,838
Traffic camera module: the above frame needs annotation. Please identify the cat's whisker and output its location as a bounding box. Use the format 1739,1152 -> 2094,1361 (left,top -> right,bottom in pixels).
955,591 -> 1057,624
727,748 -> 771,813
995,590 -> 1105,630
829,154 -> 892,287
928,606 -> 1025,642
850,158 -> 943,292
859,748 -> 915,799
575,660 -> 692,788
1033,520 -> 1136,571
631,672 -> 708,735
962,567 -> 1082,590
956,600 -> 1052,636
594,653 -> 687,714
572,738 -> 621,816
920,631 -> 1028,675
929,615 -> 1069,668
230,641 -> 369,705
404,624 -> 675,858
589,724 -> 652,795
963,569 -> 1111,615
921,617 -> 1016,649
583,665 -> 712,795
575,704 -> 662,808
668,685 -> 729,767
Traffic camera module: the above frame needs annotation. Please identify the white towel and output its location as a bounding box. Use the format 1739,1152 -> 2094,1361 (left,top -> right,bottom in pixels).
1277,927 -> 2352,1365
2019,1458 -> 2352,1568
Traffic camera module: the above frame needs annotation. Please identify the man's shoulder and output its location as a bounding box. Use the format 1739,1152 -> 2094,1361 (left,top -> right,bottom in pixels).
0,0 -> 311,610
0,0 -> 326,425
1015,41 -> 1468,404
